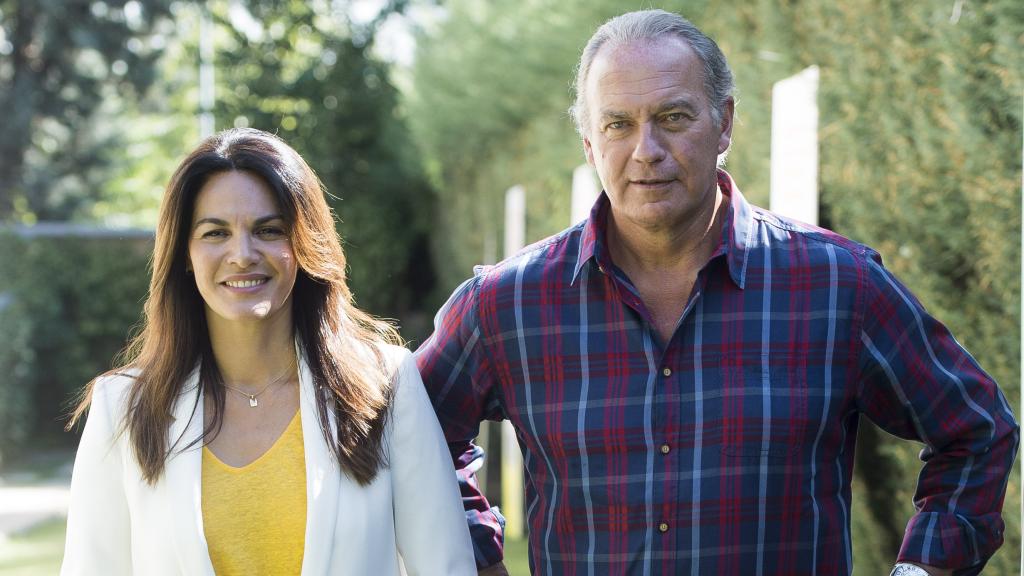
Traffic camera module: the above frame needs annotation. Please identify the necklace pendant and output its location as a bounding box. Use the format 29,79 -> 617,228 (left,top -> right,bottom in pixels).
249,396 -> 258,408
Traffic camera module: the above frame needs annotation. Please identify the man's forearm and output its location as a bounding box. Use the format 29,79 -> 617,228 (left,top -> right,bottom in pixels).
478,561 -> 510,576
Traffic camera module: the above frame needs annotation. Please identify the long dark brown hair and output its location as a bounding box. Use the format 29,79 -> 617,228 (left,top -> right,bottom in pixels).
70,128 -> 402,485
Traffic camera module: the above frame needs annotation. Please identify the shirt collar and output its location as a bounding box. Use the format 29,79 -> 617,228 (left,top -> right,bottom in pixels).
572,169 -> 753,289
572,190 -> 611,284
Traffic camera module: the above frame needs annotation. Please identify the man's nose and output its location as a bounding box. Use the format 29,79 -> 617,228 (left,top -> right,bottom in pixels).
631,123 -> 667,164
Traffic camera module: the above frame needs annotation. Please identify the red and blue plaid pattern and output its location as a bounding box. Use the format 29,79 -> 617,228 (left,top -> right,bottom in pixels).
415,170 -> 1018,575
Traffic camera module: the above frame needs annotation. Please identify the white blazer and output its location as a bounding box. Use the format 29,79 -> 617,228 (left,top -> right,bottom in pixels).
61,345 -> 476,576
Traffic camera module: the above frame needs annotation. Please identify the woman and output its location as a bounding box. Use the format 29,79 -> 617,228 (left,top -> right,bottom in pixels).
61,128 -> 475,575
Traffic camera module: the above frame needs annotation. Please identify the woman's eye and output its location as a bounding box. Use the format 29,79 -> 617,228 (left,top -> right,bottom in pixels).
202,230 -> 227,239
256,227 -> 286,238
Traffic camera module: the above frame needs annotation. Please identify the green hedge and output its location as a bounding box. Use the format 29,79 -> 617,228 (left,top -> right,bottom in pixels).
0,232 -> 151,465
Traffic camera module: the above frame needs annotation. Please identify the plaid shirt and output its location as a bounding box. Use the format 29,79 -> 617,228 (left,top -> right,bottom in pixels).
414,171 -> 1018,575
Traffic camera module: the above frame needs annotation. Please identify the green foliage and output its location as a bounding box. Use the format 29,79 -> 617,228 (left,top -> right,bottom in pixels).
88,17 -> 203,228
0,2 -> 441,462
409,1 -> 1022,572
0,272 -> 33,467
410,0 -> 599,280
0,232 -> 150,463
0,0 -> 179,222
208,2 -> 438,332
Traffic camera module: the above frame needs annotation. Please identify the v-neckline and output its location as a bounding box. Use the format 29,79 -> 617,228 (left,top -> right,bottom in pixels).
203,409 -> 301,471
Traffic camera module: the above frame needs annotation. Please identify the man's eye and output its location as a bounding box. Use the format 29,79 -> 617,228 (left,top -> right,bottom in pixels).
665,113 -> 685,122
606,121 -> 627,131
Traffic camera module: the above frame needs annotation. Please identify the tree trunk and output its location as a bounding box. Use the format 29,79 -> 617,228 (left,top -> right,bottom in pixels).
0,0 -> 38,222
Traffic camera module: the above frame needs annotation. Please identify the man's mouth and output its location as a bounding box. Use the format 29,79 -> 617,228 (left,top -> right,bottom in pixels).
632,179 -> 673,186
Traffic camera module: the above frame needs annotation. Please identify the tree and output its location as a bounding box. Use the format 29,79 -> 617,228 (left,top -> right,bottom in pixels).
0,0 -> 176,222
208,0 -> 437,331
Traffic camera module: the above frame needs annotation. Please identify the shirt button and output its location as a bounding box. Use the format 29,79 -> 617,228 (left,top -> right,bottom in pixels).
662,367 -> 672,377
660,444 -> 670,454
658,522 -> 669,533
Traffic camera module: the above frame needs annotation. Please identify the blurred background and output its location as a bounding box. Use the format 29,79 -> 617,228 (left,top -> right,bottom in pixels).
0,0 -> 1020,574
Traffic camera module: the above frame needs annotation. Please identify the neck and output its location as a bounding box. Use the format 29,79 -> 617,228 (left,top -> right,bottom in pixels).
608,187 -> 726,274
205,309 -> 297,387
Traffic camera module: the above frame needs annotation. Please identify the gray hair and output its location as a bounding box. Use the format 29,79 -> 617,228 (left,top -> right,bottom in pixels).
569,10 -> 734,136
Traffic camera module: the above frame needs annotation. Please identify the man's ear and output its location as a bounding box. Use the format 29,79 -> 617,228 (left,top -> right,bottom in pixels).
583,136 -> 596,167
717,96 -> 735,155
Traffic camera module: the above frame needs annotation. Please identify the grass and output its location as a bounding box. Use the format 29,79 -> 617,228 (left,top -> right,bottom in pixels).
504,536 -> 530,575
0,518 -> 65,576
0,512 -> 526,576
0,446 -> 71,575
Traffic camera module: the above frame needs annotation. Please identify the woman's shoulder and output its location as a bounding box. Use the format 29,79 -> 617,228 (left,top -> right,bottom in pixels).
90,368 -> 140,409
377,343 -> 413,369
374,344 -> 422,388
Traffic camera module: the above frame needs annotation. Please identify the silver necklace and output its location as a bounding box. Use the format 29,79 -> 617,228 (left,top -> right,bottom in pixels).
221,361 -> 295,408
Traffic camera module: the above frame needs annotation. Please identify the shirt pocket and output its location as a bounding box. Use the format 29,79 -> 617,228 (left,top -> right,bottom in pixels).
712,355 -> 813,463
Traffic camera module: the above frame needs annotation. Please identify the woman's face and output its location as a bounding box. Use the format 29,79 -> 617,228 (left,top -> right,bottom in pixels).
187,170 -> 298,326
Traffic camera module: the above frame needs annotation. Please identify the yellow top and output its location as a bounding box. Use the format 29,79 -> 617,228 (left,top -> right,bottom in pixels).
202,411 -> 306,576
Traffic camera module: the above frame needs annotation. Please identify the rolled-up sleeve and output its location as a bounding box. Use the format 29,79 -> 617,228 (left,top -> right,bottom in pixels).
856,252 -> 1019,574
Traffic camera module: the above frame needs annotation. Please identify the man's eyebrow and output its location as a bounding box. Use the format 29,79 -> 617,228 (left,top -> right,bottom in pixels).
191,214 -> 285,230
598,98 -> 701,122
655,98 -> 700,115
598,109 -> 632,122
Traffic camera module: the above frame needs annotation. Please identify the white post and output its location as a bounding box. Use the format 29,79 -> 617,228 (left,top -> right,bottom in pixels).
571,165 -> 600,225
770,65 -> 819,225
504,185 -> 526,258
483,231 -> 497,267
471,228 -> 498,524
198,6 -> 215,138
501,185 -> 526,540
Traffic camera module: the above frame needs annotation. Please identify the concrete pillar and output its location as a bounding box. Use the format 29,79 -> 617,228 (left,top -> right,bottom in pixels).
770,66 -> 819,225
571,165 -> 600,225
501,185 -> 526,540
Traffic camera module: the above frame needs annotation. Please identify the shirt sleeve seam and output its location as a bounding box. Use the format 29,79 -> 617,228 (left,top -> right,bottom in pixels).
470,270 -> 503,411
851,250 -> 872,400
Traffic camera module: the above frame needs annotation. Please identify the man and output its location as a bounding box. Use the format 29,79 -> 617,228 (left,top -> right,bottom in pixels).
415,9 -> 1018,576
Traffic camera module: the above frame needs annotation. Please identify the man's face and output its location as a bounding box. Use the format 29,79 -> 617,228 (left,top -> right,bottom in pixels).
582,37 -> 733,234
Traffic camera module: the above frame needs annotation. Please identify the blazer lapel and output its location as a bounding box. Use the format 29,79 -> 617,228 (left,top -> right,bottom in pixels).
298,347 -> 341,576
165,368 -> 216,576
